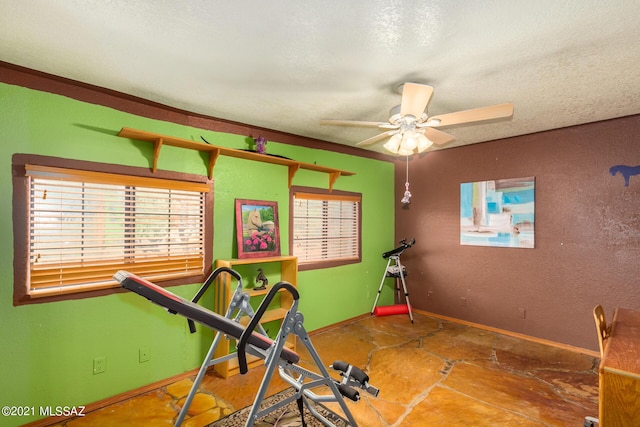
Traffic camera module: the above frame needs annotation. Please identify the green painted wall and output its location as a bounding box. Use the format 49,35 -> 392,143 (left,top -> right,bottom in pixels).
0,83 -> 394,425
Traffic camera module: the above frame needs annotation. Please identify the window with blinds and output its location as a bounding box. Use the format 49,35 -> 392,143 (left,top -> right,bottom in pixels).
22,164 -> 210,299
291,188 -> 361,269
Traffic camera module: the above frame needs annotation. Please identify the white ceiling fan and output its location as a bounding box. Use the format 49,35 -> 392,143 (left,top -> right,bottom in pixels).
320,83 -> 514,155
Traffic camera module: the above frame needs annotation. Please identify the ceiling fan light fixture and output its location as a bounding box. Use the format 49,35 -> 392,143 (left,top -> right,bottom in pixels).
397,146 -> 414,156
403,130 -> 417,150
384,130 -> 435,155
416,133 -> 434,153
383,133 -> 403,154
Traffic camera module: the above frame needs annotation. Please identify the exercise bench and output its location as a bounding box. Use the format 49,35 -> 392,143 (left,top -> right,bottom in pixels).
114,269 -> 378,427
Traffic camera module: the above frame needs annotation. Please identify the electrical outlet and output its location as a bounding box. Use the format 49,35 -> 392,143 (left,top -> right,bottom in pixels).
139,347 -> 150,363
518,307 -> 527,319
93,356 -> 106,374
460,297 -> 467,307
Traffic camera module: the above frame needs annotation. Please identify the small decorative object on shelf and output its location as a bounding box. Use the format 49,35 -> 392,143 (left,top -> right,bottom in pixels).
254,136 -> 267,154
255,268 -> 268,290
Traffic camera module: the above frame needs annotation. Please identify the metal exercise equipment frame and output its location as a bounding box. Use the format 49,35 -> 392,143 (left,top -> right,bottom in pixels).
114,269 -> 378,427
371,238 -> 415,322
176,267 -> 268,426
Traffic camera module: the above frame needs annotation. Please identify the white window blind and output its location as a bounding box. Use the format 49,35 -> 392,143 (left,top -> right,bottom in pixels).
26,165 -> 208,297
292,192 -> 360,264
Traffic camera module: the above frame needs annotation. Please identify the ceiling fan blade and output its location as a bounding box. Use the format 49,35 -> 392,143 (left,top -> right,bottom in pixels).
423,127 -> 456,145
320,119 -> 386,128
428,102 -> 513,127
400,83 -> 433,118
356,131 -> 396,147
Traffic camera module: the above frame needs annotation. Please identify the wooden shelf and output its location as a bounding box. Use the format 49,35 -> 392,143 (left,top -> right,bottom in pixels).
246,285 -> 287,298
238,307 -> 288,324
117,127 -> 354,190
216,255 -> 297,266
213,256 -> 298,378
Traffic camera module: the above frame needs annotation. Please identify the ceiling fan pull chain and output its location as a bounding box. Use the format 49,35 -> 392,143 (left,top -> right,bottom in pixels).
401,156 -> 412,205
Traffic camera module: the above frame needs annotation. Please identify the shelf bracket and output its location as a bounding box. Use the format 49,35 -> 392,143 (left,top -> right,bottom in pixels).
152,137 -> 163,173
288,164 -> 301,188
328,171 -> 341,192
207,148 -> 220,180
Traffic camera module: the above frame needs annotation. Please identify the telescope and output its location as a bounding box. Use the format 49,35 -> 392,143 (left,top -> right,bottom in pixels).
382,238 -> 415,259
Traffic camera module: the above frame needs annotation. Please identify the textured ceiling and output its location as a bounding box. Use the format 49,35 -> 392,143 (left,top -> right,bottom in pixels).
1,1 -> 639,154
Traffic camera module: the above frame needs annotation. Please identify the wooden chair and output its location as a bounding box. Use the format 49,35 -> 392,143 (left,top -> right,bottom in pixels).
586,307 -> 608,427
593,304 -> 611,357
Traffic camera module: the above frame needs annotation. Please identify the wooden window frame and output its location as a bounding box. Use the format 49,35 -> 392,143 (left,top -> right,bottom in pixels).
289,186 -> 361,272
12,154 -> 213,306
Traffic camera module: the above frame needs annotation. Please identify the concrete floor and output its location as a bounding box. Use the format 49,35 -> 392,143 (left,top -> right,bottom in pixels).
52,312 -> 599,426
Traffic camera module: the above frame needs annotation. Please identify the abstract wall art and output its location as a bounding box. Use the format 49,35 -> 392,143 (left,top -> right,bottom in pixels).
460,176 -> 535,248
609,164 -> 640,187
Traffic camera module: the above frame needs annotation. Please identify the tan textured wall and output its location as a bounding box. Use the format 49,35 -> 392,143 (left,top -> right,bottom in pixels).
394,115 -> 640,350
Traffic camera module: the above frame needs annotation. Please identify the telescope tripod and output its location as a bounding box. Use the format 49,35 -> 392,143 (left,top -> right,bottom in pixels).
371,253 -> 414,322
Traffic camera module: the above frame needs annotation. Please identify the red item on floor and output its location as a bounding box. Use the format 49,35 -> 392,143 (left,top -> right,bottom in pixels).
373,304 -> 410,317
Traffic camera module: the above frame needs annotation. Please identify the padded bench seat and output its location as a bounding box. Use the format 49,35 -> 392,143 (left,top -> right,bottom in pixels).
114,270 -> 300,365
